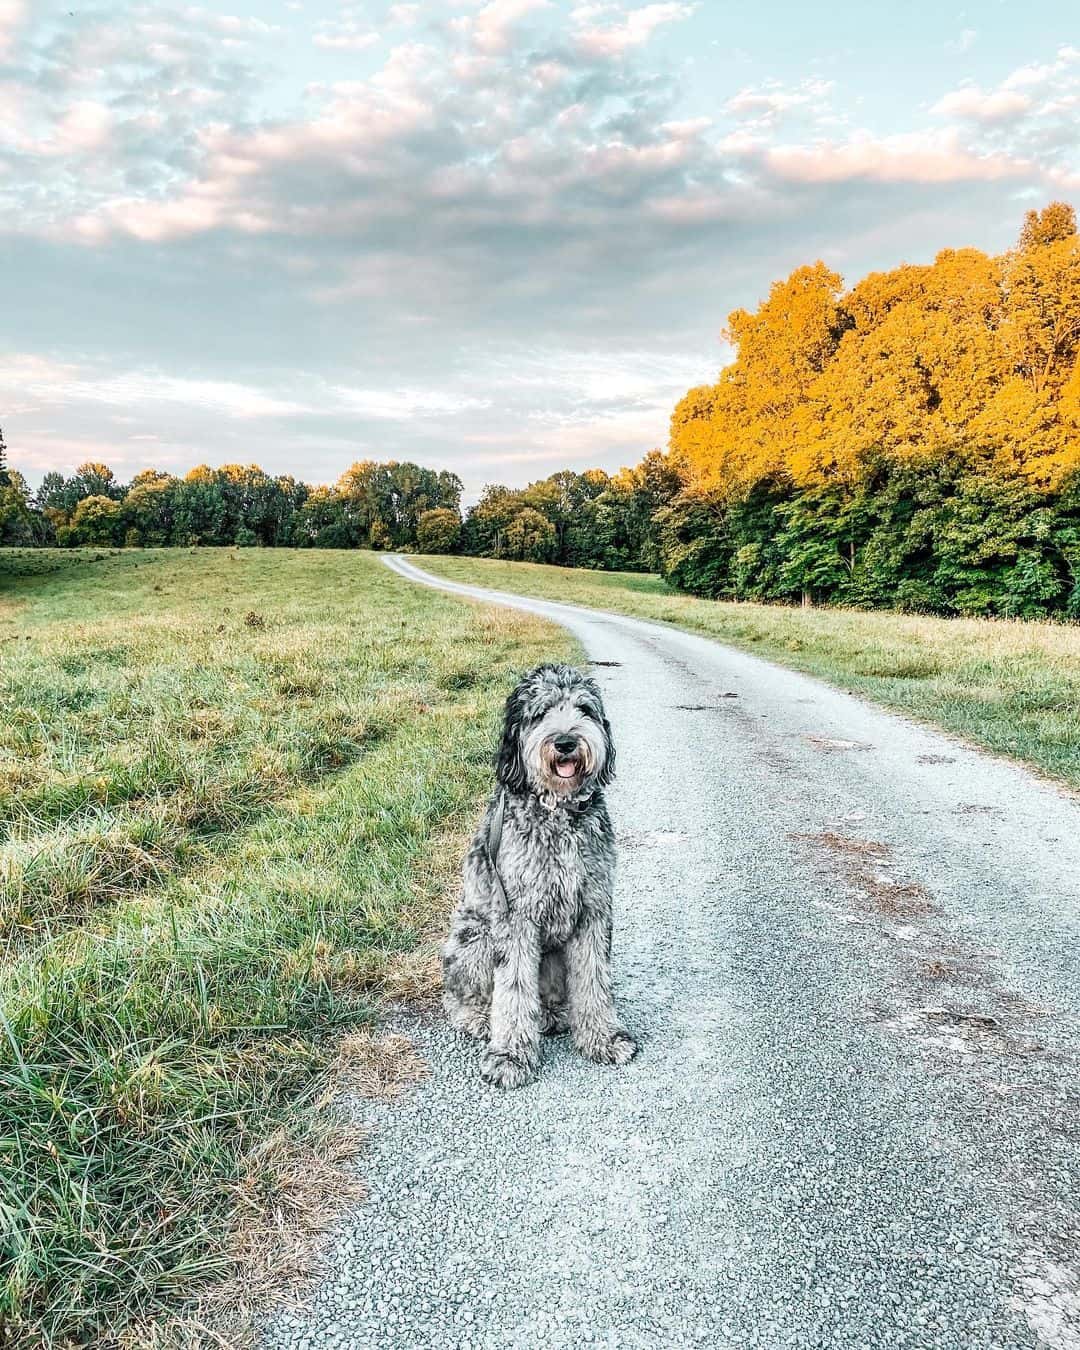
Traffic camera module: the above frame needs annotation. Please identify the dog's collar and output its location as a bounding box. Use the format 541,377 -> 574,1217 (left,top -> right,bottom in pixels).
560,795 -> 594,813
513,786 -> 598,814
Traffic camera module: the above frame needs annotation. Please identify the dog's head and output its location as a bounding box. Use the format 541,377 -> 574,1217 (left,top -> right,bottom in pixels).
496,663 -> 615,801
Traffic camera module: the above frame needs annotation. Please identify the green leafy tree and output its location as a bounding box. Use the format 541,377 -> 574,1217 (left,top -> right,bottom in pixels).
70,495 -> 123,546
461,484 -> 527,556
437,470 -> 464,513
294,487 -> 357,548
35,461 -> 125,534
172,470 -> 228,545
122,472 -> 179,546
336,461 -> 462,549
570,455 -> 683,570
0,473 -> 40,544
35,470 -> 64,508
70,462 -> 124,501
929,470 -> 1063,616
417,507 -> 462,554
654,491 -> 736,596
502,507 -> 557,562
522,470 -> 608,563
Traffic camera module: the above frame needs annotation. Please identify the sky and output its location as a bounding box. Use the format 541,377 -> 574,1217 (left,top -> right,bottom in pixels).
2,1 -> 1079,500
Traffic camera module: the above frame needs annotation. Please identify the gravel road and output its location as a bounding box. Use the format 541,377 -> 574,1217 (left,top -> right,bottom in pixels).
263,556 -> 1080,1350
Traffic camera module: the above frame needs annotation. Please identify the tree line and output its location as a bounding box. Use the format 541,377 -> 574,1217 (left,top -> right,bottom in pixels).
0,457 -> 464,552
658,202 -> 1080,617
0,438 -> 683,572
4,201 -> 1080,617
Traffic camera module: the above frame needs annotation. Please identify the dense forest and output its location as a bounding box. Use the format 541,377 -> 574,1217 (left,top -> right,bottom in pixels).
661,201 -> 1080,617
0,438 -> 681,570
3,202 -> 1080,617
0,453 -> 464,553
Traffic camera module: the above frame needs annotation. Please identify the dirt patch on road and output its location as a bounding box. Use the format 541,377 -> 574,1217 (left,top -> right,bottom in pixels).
792,830 -> 935,919
618,829 -> 692,850
803,735 -> 874,753
862,876 -> 935,917
796,830 -> 889,860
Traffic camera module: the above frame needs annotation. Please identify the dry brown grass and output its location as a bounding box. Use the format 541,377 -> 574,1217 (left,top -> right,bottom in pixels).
381,949 -> 444,1004
118,1030 -> 431,1350
332,1030 -> 430,1103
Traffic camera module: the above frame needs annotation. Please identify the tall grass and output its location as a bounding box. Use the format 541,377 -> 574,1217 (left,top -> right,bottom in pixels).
0,547 -> 575,1346
420,555 -> 1080,789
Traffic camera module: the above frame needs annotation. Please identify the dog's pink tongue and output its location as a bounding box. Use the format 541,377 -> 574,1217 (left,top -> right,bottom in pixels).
556,761 -> 577,778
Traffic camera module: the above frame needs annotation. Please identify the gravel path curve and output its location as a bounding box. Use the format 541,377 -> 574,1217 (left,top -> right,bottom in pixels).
263,556 -> 1080,1350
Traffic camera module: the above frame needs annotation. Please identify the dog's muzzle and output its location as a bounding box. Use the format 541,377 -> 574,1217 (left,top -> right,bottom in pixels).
551,734 -> 583,781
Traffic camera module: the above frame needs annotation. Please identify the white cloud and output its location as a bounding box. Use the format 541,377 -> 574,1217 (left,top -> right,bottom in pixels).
931,86 -> 1032,123
455,0 -> 551,56
15,9 -> 1075,262
766,130 -> 1030,185
725,79 -> 834,124
0,355 -> 307,418
313,24 -> 381,51
574,2 -> 694,58
50,101 -> 113,155
213,13 -> 279,37
505,346 -> 710,407
5,10 -> 1080,498
330,386 -> 492,419
72,195 -> 245,244
0,0 -> 25,59
660,117 -> 712,139
102,374 -> 306,418
1003,45 -> 1080,89
0,352 -> 490,425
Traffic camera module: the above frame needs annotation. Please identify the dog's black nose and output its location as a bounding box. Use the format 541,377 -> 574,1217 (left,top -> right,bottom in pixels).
553,734 -> 578,755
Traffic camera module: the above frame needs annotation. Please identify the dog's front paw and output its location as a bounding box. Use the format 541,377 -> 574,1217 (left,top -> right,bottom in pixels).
481,1048 -> 537,1089
578,1028 -> 638,1066
540,1004 -> 571,1036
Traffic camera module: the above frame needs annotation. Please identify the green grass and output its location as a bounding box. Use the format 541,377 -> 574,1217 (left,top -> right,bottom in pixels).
418,555 -> 1080,790
0,547 -> 575,1347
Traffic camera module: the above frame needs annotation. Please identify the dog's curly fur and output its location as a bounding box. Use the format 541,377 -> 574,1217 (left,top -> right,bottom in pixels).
441,663 -> 637,1088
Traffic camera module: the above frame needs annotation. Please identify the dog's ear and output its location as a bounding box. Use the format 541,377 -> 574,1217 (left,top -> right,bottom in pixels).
495,681 -> 529,793
596,710 -> 616,787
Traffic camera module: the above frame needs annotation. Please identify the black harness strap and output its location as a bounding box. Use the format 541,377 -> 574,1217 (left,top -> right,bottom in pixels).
485,790 -> 511,918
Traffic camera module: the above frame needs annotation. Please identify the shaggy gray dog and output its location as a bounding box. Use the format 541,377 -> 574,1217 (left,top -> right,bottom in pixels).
441,663 -> 637,1089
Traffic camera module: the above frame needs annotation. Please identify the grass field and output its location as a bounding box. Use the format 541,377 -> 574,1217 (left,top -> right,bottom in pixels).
419,555 -> 1080,791
0,547 -> 574,1347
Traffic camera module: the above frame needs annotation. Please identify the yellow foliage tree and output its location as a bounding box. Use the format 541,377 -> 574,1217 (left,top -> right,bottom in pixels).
675,203 -> 1080,495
